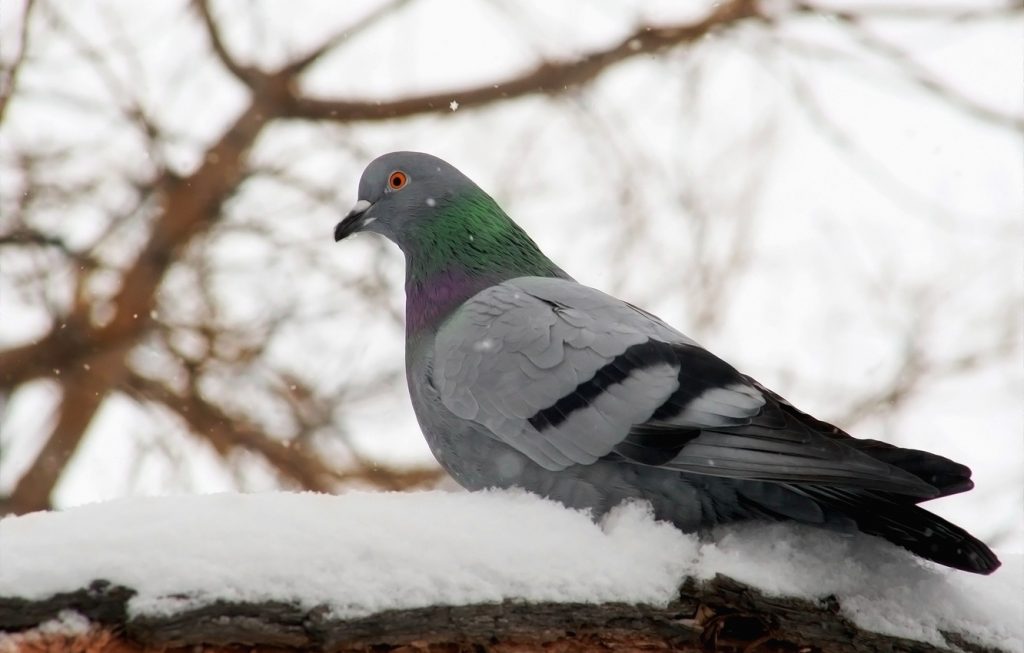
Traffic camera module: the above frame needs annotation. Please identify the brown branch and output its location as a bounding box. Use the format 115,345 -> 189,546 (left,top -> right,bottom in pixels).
39,1 -> 168,151
819,5 -> 1024,132
0,91 -> 278,515
778,61 -> 970,226
282,0 -> 761,122
124,372 -> 335,492
798,1 -> 1022,21
191,0 -> 259,86
0,576 -> 1004,652
0,0 -> 762,392
5,351 -> 127,515
0,0 -> 36,123
0,100 -> 271,393
280,0 -> 417,76
836,330 -> 1020,429
122,371 -> 443,493
0,229 -> 69,250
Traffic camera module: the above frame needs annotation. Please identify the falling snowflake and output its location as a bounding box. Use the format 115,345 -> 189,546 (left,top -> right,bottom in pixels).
449,100 -> 459,111
472,338 -> 496,352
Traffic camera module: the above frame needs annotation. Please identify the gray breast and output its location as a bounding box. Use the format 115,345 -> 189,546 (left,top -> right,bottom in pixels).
406,344 -> 708,529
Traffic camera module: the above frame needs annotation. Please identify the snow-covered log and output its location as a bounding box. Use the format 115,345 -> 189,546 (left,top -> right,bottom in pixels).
0,575 -> 1008,652
1,492 -> 1019,652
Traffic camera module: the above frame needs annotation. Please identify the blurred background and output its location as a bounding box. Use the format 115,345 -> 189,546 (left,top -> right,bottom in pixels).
1,0 -> 1021,551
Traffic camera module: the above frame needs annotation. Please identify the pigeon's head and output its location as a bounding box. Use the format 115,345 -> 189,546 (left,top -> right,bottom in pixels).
334,151 -> 479,247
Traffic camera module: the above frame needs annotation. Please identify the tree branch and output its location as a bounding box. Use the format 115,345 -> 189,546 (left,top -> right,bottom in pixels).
121,371 -> 443,493
191,0 -> 259,86
0,576 -> 1005,653
0,88 -> 281,514
820,4 -> 1024,132
0,0 -> 762,392
798,1 -> 1022,22
4,369 -> 107,515
0,0 -> 36,123
282,0 -> 760,122
0,98 -> 271,394
280,0 -> 417,77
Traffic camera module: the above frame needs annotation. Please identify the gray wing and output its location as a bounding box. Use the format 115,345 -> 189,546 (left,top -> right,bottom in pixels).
433,276 -> 936,496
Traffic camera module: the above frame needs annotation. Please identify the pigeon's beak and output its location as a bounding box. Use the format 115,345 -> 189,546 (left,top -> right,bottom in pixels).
334,200 -> 374,242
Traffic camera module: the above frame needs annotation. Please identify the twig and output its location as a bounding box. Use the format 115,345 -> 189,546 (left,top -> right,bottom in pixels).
192,0 -> 258,85
0,0 -> 37,123
283,0 -> 761,122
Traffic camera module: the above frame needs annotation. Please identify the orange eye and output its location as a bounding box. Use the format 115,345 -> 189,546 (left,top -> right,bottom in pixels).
388,171 -> 408,190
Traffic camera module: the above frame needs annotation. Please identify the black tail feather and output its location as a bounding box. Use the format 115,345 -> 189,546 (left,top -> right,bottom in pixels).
746,379 -> 977,500
795,485 -> 1001,575
846,439 -> 975,499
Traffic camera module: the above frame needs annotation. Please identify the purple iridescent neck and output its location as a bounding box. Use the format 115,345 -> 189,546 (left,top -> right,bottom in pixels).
405,268 -> 504,336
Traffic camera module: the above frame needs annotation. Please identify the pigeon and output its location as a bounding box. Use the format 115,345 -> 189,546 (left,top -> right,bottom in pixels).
334,151 -> 1000,574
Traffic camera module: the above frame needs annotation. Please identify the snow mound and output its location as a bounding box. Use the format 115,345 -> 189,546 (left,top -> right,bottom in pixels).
0,490 -> 1020,650
0,490 -> 693,617
698,522 -> 1022,650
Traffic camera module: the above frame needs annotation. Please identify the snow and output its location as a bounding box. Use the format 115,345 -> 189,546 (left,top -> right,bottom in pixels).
0,490 -> 692,617
33,611 -> 91,637
1,490 -> 1021,650
698,523 -> 1024,650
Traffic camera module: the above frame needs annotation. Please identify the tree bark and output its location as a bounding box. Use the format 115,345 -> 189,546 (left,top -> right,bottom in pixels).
0,576 -> 1006,653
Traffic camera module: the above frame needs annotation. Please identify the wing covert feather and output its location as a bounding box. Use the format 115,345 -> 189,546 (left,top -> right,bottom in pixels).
433,277 -> 684,470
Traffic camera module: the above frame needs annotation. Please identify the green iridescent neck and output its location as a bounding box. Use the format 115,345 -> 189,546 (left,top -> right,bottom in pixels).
402,189 -> 564,335
404,189 -> 562,285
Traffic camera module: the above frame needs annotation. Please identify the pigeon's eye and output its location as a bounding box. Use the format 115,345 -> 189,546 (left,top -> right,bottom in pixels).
388,171 -> 408,191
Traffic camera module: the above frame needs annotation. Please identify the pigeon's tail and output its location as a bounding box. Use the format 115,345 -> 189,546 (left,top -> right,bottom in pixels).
795,485 -> 1001,575
846,439 -> 975,500
751,381 -> 977,501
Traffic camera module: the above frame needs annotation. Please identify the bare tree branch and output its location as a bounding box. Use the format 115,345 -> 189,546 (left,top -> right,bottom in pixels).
1,0 -> 764,388
6,353 -> 126,514
280,0 -> 417,76
191,0 -> 259,86
836,324 -> 1020,429
122,371 -> 443,493
0,0 -> 36,123
777,62 -> 974,228
820,4 -> 1024,132
801,1 -> 1022,22
282,0 -> 760,122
